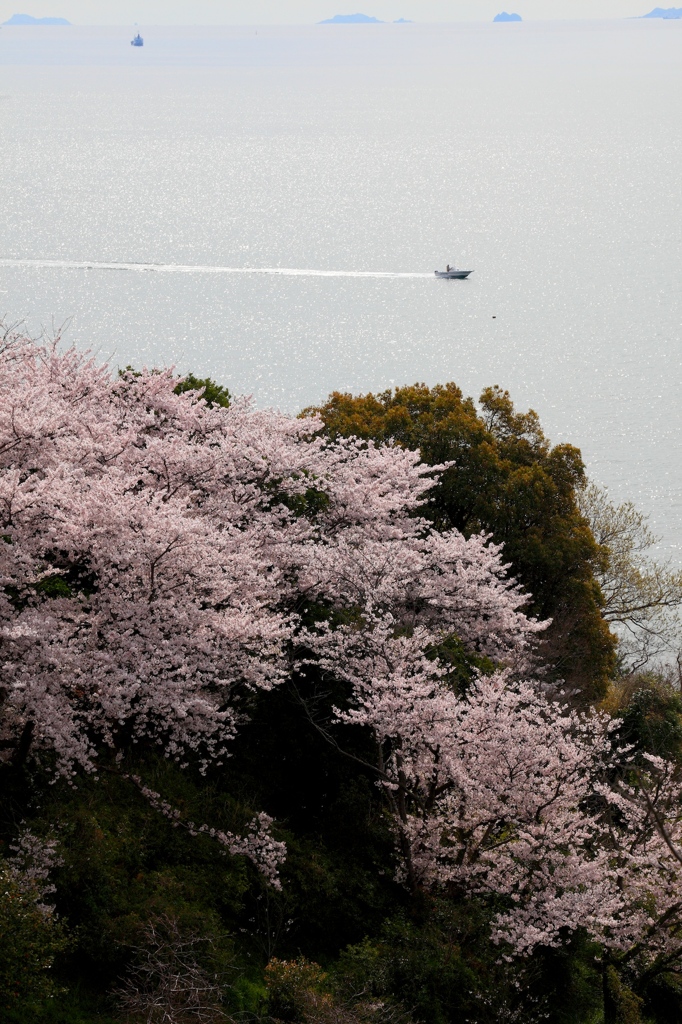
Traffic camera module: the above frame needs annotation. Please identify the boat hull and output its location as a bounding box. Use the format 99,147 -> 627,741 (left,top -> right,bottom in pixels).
435,270 -> 473,279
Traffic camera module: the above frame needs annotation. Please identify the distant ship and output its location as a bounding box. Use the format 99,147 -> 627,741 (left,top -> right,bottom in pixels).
131,34 -> 144,47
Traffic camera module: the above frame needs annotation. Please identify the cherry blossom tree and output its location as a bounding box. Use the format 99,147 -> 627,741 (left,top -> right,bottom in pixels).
0,334 -> 435,880
592,755 -> 682,995
303,604 -> 682,1003
4,333 -> 682,998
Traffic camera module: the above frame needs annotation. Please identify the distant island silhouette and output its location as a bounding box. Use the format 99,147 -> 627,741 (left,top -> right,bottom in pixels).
394,18 -> 413,23
2,13 -> 70,24
319,13 -> 383,23
641,6 -> 682,16
494,12 -> 523,21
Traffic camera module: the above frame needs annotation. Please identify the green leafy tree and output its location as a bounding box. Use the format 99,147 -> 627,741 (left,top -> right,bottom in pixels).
173,373 -> 231,408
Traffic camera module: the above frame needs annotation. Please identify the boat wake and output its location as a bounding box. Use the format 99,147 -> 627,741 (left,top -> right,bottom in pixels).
0,258 -> 432,280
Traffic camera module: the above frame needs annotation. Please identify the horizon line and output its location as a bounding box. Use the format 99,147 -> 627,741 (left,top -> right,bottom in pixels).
1,17 -> 672,28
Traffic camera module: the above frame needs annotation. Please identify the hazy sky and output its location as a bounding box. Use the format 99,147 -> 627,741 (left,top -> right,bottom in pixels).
0,1 -> 661,25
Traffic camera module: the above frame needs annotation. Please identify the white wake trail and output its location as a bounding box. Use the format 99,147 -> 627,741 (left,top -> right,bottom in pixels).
0,258 -> 432,280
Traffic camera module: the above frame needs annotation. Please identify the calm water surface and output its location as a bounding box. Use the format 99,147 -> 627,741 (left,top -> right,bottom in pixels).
1,22 -> 680,557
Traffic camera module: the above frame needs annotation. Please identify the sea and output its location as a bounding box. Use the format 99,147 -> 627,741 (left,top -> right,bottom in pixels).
1,20 -> 681,560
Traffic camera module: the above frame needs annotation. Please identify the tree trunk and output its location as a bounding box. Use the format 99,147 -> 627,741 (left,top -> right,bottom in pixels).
12,719 -> 34,768
603,962 -> 619,1024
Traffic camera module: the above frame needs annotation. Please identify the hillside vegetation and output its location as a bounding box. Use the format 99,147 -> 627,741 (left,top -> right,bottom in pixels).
2,333 -> 682,1024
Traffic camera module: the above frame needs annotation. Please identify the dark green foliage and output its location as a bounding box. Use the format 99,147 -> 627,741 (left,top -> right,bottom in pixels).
30,987 -> 118,1024
335,904 -> 482,1024
603,964 -> 645,1024
427,634 -> 496,693
0,864 -> 68,1022
45,764 -> 253,978
0,758 -> 259,1020
335,901 -> 604,1024
278,485 -> 331,519
34,576 -> 73,599
265,958 -> 329,1022
0,710 -> 402,1020
615,677 -> 682,763
529,937 -> 605,1024
173,373 -> 231,408
640,973 -> 682,1024
226,678 -> 405,961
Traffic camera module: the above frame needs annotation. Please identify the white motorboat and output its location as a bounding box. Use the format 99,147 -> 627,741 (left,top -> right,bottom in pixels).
435,268 -> 473,279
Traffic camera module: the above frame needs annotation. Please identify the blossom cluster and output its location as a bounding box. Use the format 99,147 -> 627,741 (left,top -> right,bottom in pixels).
126,775 -> 286,886
7,828 -> 63,916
